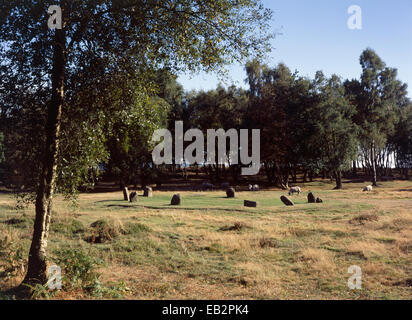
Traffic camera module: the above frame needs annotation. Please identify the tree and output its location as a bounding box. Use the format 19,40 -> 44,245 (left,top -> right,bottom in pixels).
106,94 -> 170,188
392,104 -> 412,178
345,49 -> 408,185
186,85 -> 249,181
0,0 -> 273,288
245,61 -> 314,188
0,132 -> 4,181
312,74 -> 358,189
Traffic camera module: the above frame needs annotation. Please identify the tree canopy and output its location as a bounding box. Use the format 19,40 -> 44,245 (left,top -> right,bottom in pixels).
0,0 -> 274,288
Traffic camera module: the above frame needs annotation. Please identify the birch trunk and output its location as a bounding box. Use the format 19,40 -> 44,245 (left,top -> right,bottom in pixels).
371,140 -> 377,186
22,26 -> 65,285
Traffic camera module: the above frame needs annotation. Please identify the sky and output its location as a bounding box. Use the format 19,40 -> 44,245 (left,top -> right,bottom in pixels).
177,0 -> 412,97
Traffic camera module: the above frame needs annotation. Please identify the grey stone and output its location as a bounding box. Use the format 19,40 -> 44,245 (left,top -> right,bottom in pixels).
123,187 -> 129,201
244,200 -> 258,207
129,192 -> 138,202
143,186 -> 153,197
171,194 -> 181,205
280,195 -> 294,206
308,192 -> 316,203
226,187 -> 236,198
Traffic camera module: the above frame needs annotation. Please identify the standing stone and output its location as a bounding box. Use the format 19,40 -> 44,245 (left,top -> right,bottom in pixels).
123,187 -> 129,201
143,186 -> 153,198
226,187 -> 236,198
171,194 -> 181,205
316,197 -> 323,203
244,200 -> 258,208
129,192 -> 138,202
308,192 -> 316,203
280,195 -> 294,206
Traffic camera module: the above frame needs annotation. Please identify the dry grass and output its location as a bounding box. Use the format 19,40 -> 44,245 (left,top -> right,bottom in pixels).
0,180 -> 411,300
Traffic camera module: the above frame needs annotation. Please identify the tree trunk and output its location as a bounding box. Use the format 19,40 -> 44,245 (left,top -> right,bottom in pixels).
280,168 -> 290,190
303,170 -> 307,183
334,170 -> 342,189
352,160 -> 357,177
231,165 -> 240,183
371,140 -> 377,186
264,162 -> 274,183
22,27 -> 66,286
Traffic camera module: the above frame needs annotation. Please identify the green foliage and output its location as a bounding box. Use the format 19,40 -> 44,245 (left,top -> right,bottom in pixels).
345,48 -> 410,172
0,0 -> 273,199
0,236 -> 26,280
88,280 -> 130,299
187,84 -> 249,131
357,48 -> 400,145
312,74 -> 359,176
391,105 -> 412,169
22,283 -> 57,300
53,248 -> 128,298
13,193 -> 37,211
245,61 -> 318,186
54,248 -> 103,291
243,50 -> 410,186
105,86 -> 171,187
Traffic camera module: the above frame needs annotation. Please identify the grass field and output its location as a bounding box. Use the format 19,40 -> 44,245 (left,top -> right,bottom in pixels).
0,180 -> 411,300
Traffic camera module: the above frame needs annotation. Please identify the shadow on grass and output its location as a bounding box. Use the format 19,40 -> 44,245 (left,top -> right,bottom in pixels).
94,199 -> 127,204
104,203 -> 273,215
0,285 -> 33,300
106,204 -> 132,208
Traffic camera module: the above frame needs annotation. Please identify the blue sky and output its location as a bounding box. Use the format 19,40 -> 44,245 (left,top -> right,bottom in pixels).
177,0 -> 412,97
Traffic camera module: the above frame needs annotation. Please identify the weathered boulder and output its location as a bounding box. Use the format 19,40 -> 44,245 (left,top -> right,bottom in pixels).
316,197 -> 323,203
244,200 -> 258,207
308,192 -> 316,203
143,186 -> 153,197
171,194 -> 181,205
129,192 -> 138,203
122,187 -> 129,201
280,195 -> 294,206
226,187 -> 236,198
